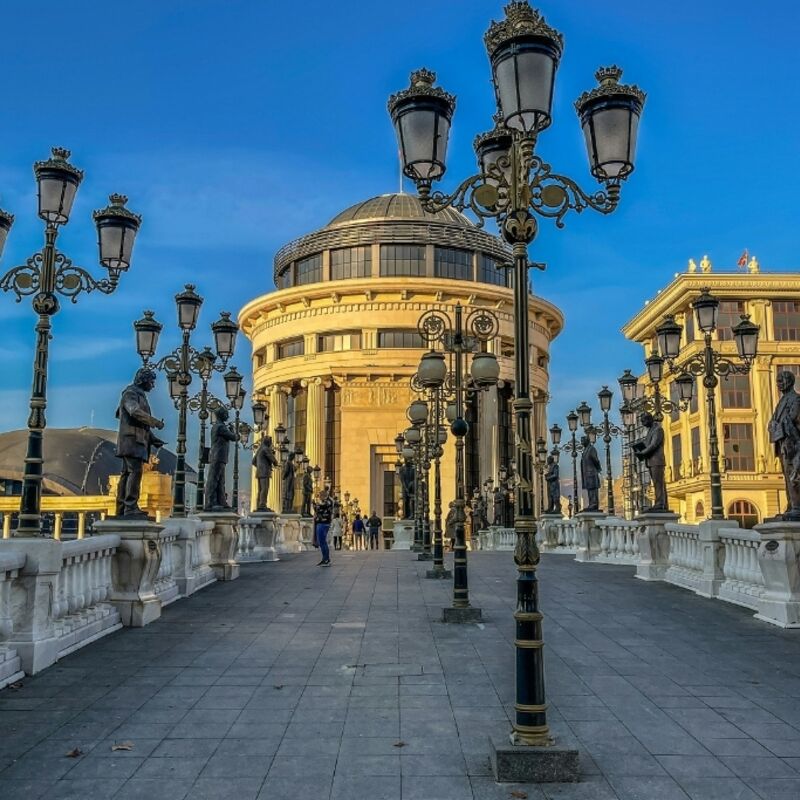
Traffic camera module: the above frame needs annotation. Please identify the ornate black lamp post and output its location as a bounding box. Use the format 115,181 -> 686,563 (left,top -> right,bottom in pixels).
0,148 -> 141,537
406,398 -> 431,555
534,438 -> 548,516
229,386 -> 247,512
655,288 -> 759,520
550,411 -> 586,514
133,286 -> 239,517
389,3 -> 644,751
585,387 -> 625,516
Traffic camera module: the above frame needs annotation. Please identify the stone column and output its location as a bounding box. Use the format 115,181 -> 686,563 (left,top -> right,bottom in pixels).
269,385 -> 289,512
77,513 -> 86,539
635,511 -> 679,580
305,377 -> 324,469
755,520 -> 800,627
2,513 -> 10,539
479,384 -> 498,485
53,513 -> 63,541
573,510 -> 605,562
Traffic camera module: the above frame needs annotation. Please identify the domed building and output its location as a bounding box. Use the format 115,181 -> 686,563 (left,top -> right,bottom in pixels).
237,193 -> 563,520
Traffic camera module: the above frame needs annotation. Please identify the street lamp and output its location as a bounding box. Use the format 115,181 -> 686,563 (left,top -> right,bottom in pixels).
591,386 -> 625,516
133,285 -> 239,516
535,437 -> 549,516
416,304 -> 499,617
556,410 -> 585,514
655,288 -> 760,519
1,148 -> 141,536
230,385 -> 246,512
390,2 -> 645,752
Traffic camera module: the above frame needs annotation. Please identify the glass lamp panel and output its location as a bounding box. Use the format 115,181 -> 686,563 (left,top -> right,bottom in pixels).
404,426 -> 421,444
732,315 -> 759,360
252,401 -> 266,428
582,106 -> 636,180
168,373 -> 181,400
97,219 -> 137,271
550,424 -> 562,445
224,367 -> 243,401
494,44 -> 556,133
445,402 -> 457,423
621,405 -> 635,427
418,351 -> 447,388
656,317 -> 682,360
567,412 -> 578,432
470,352 -> 500,387
618,369 -> 638,402
577,402 -> 592,428
176,285 -> 203,330
598,386 -> 613,413
134,311 -> 162,359
676,373 -> 695,403
646,352 -> 664,384
693,291 -> 719,333
402,446 -> 415,460
408,400 -> 428,425
212,312 -> 238,360
274,423 -> 286,439
397,105 -> 450,182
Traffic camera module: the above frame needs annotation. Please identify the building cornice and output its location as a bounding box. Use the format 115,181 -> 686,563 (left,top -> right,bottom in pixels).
622,272 -> 800,343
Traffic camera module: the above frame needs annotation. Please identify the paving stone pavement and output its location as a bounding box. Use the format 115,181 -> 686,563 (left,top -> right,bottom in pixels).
1,550 -> 800,800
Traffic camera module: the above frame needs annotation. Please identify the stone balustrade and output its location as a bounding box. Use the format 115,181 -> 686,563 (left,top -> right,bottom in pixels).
477,526 -> 516,551
542,513 -> 800,628
594,518 -> 642,564
0,551 -> 25,689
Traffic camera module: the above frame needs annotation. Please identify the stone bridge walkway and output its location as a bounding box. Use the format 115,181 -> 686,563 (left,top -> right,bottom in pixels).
1,551 -> 800,800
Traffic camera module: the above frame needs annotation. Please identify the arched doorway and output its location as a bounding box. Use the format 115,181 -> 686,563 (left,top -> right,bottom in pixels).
727,499 -> 759,529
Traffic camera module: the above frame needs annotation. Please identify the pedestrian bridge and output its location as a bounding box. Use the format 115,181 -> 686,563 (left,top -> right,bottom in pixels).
1,548 -> 799,800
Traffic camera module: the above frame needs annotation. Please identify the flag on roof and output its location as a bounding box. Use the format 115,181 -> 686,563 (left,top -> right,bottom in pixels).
737,249 -> 748,269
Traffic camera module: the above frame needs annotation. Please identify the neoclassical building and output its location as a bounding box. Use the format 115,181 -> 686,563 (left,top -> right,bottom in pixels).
623,260 -> 800,526
238,193 -> 563,520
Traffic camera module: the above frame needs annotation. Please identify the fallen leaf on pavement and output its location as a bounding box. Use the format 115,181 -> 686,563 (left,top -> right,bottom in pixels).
9,682 -> 23,690
393,741 -> 406,748
273,684 -> 284,690
65,748 -> 83,758
510,792 -> 528,799
111,742 -> 134,751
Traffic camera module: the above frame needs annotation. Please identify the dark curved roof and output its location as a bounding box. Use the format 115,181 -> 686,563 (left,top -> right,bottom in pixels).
327,193 -> 472,229
0,428 -> 194,496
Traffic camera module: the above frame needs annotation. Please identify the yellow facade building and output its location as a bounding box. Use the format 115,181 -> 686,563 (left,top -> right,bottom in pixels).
238,193 -> 563,520
623,261 -> 800,526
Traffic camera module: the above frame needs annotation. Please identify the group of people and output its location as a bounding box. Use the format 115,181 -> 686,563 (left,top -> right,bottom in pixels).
312,492 -> 384,566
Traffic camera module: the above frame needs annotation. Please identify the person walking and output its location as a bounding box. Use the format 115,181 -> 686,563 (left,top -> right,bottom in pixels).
367,511 -> 382,550
313,487 -> 334,566
330,511 -> 343,551
352,513 -> 366,551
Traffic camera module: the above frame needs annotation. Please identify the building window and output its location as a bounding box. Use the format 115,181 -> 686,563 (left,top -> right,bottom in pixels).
324,385 -> 341,492
694,500 -> 705,520
377,329 -> 424,348
498,384 -> 515,475
290,389 -> 307,454
318,331 -> 361,352
434,247 -> 473,280
253,347 -> 267,369
500,338 -> 514,359
716,301 -> 746,341
727,499 -> 759,529
721,374 -> 751,409
276,338 -> 304,359
774,301 -> 800,341
691,426 -> 702,471
685,309 -> 695,344
671,433 -> 682,480
383,469 -> 397,518
479,254 -> 512,287
669,381 -> 681,422
295,253 -> 322,286
380,244 -> 426,276
331,246 -> 371,280
723,422 -> 754,472
276,268 -> 292,289
690,383 -> 699,414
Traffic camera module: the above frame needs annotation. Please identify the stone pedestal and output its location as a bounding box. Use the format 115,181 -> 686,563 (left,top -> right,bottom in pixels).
442,606 -> 482,623
391,520 -> 414,550
537,513 -> 563,552
574,511 -> 606,562
1,539 -> 63,673
490,735 -> 579,783
635,512 -> 679,581
696,520 -> 732,597
95,519 -> 165,628
426,566 -> 452,579
755,521 -> 800,628
298,518 -> 314,551
244,512 -> 280,562
197,512 -> 240,581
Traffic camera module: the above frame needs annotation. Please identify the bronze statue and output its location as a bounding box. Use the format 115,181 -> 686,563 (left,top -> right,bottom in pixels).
204,406 -> 238,511
633,411 -> 667,512
399,460 -> 416,519
580,435 -> 602,511
253,435 -> 278,511
544,455 -> 560,514
492,486 -> 503,525
471,492 -> 488,533
301,466 -> 314,517
115,368 -> 165,519
281,450 -> 296,514
768,370 -> 800,520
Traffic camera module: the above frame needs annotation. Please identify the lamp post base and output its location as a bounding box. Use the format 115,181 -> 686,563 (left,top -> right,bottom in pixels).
425,566 -> 451,579
489,735 -> 579,783
417,552 -> 433,561
442,606 -> 481,623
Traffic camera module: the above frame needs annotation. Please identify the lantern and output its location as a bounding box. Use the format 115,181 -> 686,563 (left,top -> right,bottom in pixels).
656,315 -> 683,361
133,310 -> 162,361
93,194 -> 142,271
34,147 -> 83,224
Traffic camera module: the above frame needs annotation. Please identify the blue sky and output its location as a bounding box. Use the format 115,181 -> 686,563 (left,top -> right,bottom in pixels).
0,0 -> 798,468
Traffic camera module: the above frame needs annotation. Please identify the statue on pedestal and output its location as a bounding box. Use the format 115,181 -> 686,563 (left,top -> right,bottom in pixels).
399,460 -> 416,519
301,466 -> 314,517
544,455 -> 560,514
281,450 -> 296,514
115,368 -> 165,519
205,406 -> 238,511
492,486 -> 503,526
471,492 -> 488,533
768,370 -> 800,520
580,435 -> 602,511
253,435 -> 278,511
633,412 -> 667,512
